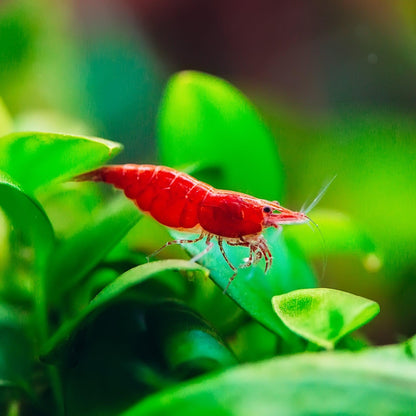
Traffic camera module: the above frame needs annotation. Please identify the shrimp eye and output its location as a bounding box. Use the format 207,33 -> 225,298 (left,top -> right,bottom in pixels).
263,206 -> 272,214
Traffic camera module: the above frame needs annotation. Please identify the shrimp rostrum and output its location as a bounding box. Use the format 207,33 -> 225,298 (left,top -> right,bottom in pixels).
77,164 -> 309,290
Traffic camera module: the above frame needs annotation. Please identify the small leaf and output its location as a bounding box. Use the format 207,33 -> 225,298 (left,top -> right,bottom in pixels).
42,260 -> 208,362
47,197 -> 142,301
0,132 -> 122,192
158,71 -> 284,200
272,288 -> 380,349
121,341 -> 416,416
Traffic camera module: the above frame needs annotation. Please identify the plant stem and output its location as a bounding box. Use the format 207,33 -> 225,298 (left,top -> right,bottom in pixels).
7,401 -> 19,416
34,271 -> 65,416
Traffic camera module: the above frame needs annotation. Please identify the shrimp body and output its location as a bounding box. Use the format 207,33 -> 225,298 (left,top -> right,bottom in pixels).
78,164 -> 308,290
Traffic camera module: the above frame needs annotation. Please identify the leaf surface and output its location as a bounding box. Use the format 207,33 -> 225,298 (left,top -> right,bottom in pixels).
158,71 -> 284,200
272,287 -> 380,349
47,197 -> 142,300
42,260 -> 208,362
121,340 -> 416,416
0,132 -> 121,192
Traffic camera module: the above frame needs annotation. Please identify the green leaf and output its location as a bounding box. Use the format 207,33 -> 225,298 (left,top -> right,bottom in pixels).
47,197 -> 142,301
158,71 -> 284,200
42,260 -> 208,362
272,288 -> 380,349
0,171 -> 54,271
0,172 -> 55,344
173,229 -> 316,345
146,300 -> 237,378
184,272 -> 245,336
157,71 -> 312,343
0,132 -> 122,192
121,342 -> 416,416
0,97 -> 12,136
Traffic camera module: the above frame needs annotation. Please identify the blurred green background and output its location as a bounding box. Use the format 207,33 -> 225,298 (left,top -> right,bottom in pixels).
1,0 -> 416,344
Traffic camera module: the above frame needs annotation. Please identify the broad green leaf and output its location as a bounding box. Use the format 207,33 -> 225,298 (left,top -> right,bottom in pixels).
0,97 -> 12,136
272,288 -> 380,349
42,260 -> 208,362
146,300 -> 237,378
122,341 -> 416,416
0,171 -> 54,271
0,132 -> 121,192
158,71 -> 284,200
172,228 -> 316,346
47,197 -> 142,301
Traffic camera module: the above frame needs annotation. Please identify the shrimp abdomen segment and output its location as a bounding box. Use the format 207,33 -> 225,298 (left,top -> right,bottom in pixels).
81,165 -> 209,230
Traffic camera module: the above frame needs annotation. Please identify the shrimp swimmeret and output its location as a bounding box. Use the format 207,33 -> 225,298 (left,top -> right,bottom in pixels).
77,164 -> 324,291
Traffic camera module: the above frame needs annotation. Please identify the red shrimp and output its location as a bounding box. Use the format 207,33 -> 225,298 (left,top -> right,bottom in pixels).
77,164 -> 309,290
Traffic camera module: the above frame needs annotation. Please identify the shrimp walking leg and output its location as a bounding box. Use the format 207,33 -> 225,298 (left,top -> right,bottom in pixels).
148,233 -> 205,260
258,236 -> 273,272
226,236 -> 272,273
239,247 -> 257,269
226,239 -> 254,268
217,238 -> 238,274
220,240 -> 240,293
190,235 -> 214,263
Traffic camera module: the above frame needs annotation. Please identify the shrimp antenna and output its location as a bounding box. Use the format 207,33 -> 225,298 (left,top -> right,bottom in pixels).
302,175 -> 337,215
306,215 -> 328,282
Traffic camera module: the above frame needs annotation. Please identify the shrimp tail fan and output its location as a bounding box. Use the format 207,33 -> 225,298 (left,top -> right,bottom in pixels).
74,168 -> 105,182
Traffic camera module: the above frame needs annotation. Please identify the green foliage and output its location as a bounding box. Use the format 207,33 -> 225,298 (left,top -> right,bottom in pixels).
0,172 -> 54,272
46,197 -> 142,302
122,340 -> 416,416
42,260 -> 208,363
0,72 -> 412,415
158,71 -> 284,200
272,288 -> 380,349
170,230 -> 316,346
0,132 -> 122,192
